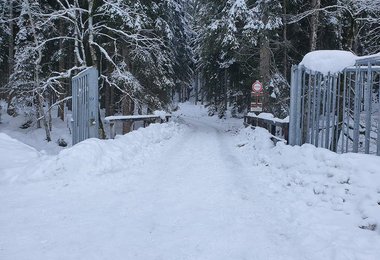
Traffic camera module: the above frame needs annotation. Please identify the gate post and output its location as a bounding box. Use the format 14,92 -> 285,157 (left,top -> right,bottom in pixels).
289,65 -> 298,145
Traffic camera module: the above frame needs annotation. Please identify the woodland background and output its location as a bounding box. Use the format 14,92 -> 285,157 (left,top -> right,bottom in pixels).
0,0 -> 379,141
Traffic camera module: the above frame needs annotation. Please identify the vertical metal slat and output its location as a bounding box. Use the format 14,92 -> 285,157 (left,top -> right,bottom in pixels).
364,63 -> 372,154
341,71 -> 347,153
331,75 -> 338,151
315,73 -> 322,147
325,74 -> 332,149
353,66 -> 361,153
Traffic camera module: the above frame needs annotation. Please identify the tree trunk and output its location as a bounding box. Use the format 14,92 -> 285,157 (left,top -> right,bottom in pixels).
88,0 -> 98,68
200,73 -> 204,105
194,73 -> 198,105
37,93 -> 52,142
347,17 -> 355,52
309,0 -> 321,51
58,20 -> 65,121
35,93 -> 41,128
48,91 -> 53,131
282,0 -> 288,77
8,0 -> 14,79
224,69 -> 228,109
259,36 -> 271,85
122,96 -> 133,134
25,0 -> 51,141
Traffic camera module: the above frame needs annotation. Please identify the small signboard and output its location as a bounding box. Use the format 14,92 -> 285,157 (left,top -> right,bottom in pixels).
250,80 -> 264,113
252,80 -> 263,93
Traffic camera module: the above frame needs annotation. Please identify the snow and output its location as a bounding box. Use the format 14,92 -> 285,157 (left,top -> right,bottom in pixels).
104,113 -> 170,122
0,102 -> 72,154
1,103 -> 380,259
247,112 -> 289,123
300,50 -> 380,75
153,110 -> 168,120
300,50 -> 357,75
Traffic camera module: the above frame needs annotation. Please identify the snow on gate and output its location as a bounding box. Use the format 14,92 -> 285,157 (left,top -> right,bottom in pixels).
289,50 -> 380,155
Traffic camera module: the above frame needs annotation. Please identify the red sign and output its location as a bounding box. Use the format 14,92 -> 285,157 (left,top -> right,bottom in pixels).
252,80 -> 263,93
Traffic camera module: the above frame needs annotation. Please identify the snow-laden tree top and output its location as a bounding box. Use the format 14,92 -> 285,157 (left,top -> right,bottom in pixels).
300,50 -> 380,75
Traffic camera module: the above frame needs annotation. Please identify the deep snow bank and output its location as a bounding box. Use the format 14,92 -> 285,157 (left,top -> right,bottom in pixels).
236,126 -> 380,257
0,122 -> 185,183
56,122 -> 184,175
0,133 -> 42,183
0,133 -> 40,165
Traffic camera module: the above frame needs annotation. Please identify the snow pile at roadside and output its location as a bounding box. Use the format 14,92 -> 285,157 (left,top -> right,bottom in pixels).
0,133 -> 42,182
236,126 -> 380,258
56,122 -> 184,176
300,50 -> 357,74
0,122 -> 184,183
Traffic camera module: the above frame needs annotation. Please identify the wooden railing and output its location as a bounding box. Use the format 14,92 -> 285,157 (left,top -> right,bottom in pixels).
104,114 -> 171,139
244,113 -> 289,143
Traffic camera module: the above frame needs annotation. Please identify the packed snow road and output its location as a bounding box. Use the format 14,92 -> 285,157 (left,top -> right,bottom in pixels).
1,104 -> 380,259
127,115 -> 299,259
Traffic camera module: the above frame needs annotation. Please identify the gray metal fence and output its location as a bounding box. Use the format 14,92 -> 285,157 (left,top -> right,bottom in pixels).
71,67 -> 99,145
289,57 -> 380,155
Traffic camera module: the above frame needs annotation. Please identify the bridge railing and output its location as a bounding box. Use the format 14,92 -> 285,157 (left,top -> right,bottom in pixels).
104,114 -> 171,139
244,113 -> 289,143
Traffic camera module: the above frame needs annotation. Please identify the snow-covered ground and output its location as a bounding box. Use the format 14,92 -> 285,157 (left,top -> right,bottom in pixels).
1,103 -> 380,259
0,100 -> 72,154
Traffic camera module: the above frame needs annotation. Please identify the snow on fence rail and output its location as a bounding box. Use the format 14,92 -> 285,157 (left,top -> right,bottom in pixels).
104,114 -> 171,139
244,113 -> 289,142
289,51 -> 380,155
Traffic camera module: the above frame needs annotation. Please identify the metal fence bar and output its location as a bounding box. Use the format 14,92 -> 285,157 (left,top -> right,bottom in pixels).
331,75 -> 338,151
341,71 -> 347,153
315,73 -> 322,147
346,72 -> 352,152
324,73 -> 332,149
295,66 -> 303,145
320,76 -> 327,147
300,70 -> 307,144
364,63 -> 372,154
306,73 -> 312,143
311,73 -> 317,145
334,74 -> 341,152
353,65 -> 361,153
325,74 -> 332,149
289,65 -> 298,145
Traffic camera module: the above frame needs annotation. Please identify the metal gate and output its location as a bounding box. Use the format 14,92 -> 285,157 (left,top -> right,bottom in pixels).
289,56 -> 380,155
71,67 -> 99,145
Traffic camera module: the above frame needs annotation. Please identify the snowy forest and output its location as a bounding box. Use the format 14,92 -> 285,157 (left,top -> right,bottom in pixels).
2,1 -> 380,258
0,0 -> 380,141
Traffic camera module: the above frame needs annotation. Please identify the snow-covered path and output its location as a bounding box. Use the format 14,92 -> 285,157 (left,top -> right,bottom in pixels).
126,115 -> 298,259
1,104 -> 380,259
0,112 -> 295,259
